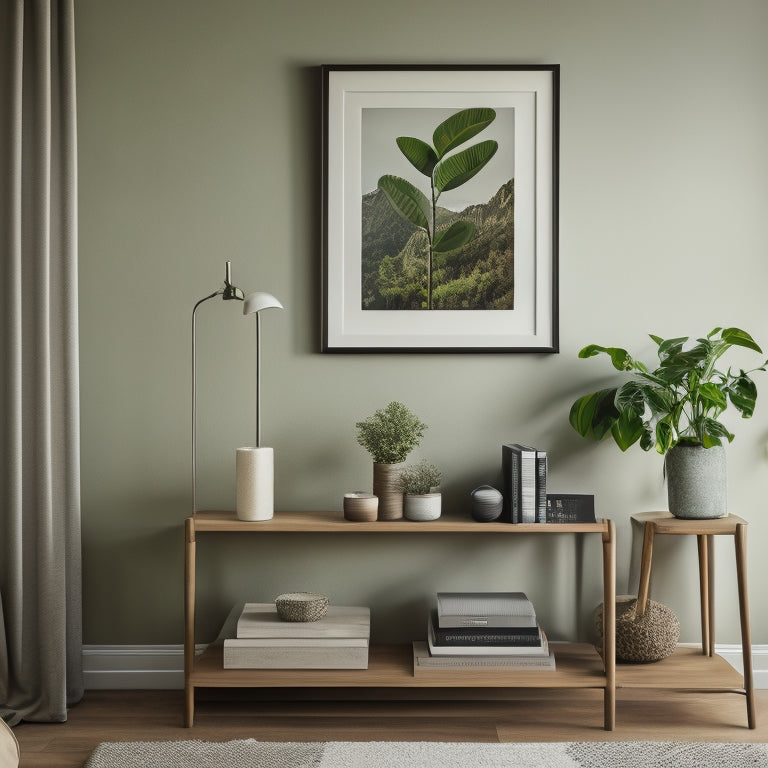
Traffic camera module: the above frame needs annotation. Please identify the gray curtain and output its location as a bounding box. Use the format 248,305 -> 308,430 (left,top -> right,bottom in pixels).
0,0 -> 83,725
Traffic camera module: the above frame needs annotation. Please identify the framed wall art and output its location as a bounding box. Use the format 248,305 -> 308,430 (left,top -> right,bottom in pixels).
321,64 -> 559,353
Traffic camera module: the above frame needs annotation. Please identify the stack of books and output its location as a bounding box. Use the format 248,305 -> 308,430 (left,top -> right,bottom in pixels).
223,603 -> 370,669
414,592 -> 555,672
502,443 -> 548,523
502,444 -> 598,524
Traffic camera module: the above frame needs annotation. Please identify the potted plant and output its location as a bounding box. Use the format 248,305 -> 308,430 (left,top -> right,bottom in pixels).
397,459 -> 442,521
569,327 -> 765,518
356,401 -> 427,520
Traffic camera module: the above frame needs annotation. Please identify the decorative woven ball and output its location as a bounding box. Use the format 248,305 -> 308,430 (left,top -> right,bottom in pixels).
275,592 -> 328,622
593,595 -> 680,663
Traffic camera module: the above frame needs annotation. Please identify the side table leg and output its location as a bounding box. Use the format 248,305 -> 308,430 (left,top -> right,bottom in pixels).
602,519 -> 616,731
735,523 -> 756,728
707,534 -> 715,656
184,518 -> 196,727
636,522 -> 654,618
697,535 -> 711,656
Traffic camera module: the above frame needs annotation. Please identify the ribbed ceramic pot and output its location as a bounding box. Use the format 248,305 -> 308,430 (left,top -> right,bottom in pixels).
666,443 -> 727,519
373,462 -> 405,520
403,493 -> 441,522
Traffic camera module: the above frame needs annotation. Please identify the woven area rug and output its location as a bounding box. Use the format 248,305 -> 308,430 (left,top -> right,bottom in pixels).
84,739 -> 768,767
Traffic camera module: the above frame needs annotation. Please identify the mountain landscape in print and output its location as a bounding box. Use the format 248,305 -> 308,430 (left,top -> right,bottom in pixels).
361,178 -> 514,311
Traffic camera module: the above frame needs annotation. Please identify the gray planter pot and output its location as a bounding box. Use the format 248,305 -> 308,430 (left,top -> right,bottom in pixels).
665,443 -> 727,519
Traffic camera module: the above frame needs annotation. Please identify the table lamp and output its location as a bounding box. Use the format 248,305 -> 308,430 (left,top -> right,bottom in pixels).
236,291 -> 283,521
191,261 -> 245,514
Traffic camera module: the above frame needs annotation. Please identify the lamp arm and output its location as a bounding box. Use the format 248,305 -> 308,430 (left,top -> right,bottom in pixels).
191,291 -> 222,514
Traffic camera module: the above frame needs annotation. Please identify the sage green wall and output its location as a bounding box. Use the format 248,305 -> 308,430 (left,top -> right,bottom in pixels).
75,0 -> 768,646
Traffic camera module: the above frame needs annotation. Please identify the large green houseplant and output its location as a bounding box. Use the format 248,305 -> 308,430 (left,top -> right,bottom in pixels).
356,401 -> 427,520
569,327 -> 765,518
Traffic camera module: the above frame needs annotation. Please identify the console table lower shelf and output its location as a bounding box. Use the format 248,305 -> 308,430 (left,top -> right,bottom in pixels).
191,642 -> 607,688
188,642 -> 612,724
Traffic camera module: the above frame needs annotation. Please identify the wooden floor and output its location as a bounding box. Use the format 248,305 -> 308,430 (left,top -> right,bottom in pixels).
11,688 -> 767,768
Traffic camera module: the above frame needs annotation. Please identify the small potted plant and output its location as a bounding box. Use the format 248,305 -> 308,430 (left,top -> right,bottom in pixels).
569,327 -> 765,518
397,459 -> 442,521
356,401 -> 427,520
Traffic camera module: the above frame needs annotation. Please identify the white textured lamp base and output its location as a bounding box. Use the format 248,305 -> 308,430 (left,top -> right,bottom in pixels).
236,447 -> 274,521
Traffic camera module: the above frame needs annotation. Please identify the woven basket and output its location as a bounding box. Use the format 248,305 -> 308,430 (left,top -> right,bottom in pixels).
275,592 -> 329,622
593,595 -> 680,663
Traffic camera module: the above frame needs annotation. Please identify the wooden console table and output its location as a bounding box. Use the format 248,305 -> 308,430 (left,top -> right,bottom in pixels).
184,511 -> 616,729
625,511 -> 755,728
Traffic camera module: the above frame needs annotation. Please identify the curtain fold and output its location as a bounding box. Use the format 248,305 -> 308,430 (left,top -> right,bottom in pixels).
0,0 -> 83,725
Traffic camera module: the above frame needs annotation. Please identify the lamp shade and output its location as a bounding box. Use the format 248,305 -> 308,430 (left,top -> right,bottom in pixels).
243,292 -> 283,315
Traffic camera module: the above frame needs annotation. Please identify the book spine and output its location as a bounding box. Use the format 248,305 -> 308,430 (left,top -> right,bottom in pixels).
519,447 -> 536,524
437,616 -> 538,628
432,633 -> 542,647
432,626 -> 539,640
535,451 -> 547,523
501,444 -> 521,523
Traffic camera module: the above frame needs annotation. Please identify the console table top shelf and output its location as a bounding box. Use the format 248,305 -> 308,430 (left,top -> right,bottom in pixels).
190,510 -> 611,534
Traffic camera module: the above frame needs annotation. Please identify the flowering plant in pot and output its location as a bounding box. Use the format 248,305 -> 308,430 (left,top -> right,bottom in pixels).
355,401 -> 427,520
569,327 -> 765,518
397,459 -> 442,522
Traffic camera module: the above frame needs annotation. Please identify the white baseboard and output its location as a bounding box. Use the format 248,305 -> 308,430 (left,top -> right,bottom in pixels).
82,643 -> 768,690
82,645 -> 191,689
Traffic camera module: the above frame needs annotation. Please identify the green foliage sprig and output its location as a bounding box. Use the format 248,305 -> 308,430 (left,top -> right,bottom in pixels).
396,459 -> 442,496
569,327 -> 766,454
356,401 -> 427,464
378,108 -> 498,310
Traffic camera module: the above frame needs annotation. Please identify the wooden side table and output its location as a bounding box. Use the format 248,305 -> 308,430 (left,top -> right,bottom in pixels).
632,511 -> 755,728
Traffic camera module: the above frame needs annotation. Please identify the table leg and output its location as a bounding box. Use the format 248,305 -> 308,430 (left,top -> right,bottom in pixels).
707,534 -> 715,656
735,523 -> 756,728
184,518 -> 196,727
602,519 -> 616,731
697,535 -> 711,656
636,521 -> 655,618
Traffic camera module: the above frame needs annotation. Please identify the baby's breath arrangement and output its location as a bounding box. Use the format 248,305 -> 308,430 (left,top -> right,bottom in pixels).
396,459 -> 442,495
355,401 -> 427,464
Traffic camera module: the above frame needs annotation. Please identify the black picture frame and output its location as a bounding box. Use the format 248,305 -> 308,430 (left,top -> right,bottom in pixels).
322,64 -> 559,353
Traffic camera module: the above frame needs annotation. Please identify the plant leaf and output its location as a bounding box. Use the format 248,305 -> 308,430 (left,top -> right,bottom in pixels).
578,344 -> 633,371
433,220 -> 476,253
700,418 -> 734,447
377,175 -> 430,231
611,408 -> 644,451
727,373 -> 758,417
654,419 -> 675,453
432,108 -> 496,159
433,140 -> 498,194
644,386 -> 675,415
721,327 -> 763,354
697,382 -> 728,412
655,336 -> 688,363
569,388 -> 619,442
396,137 -> 438,177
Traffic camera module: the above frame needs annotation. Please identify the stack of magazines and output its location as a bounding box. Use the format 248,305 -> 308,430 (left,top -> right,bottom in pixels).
415,591 -> 555,671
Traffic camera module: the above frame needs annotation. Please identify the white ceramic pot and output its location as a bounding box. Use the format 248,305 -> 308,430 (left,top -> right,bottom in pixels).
403,493 -> 441,521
